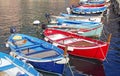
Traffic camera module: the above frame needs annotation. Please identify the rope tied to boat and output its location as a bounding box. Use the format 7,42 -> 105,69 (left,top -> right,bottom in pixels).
96,33 -> 112,61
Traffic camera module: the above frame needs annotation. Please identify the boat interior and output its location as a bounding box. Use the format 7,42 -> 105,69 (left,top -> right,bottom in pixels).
21,49 -> 59,58
12,37 -> 60,59
47,34 -> 97,47
0,57 -> 26,76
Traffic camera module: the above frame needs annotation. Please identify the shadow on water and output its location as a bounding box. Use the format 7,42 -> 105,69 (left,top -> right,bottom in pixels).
37,55 -> 105,76
66,56 -> 105,76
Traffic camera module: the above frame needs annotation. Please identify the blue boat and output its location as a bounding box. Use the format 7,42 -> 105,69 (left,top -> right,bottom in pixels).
82,0 -> 105,4
0,52 -> 41,76
6,33 -> 69,75
71,6 -> 107,14
60,13 -> 86,17
49,13 -> 103,24
48,18 -> 104,37
79,0 -> 110,5
57,18 -> 101,27
60,13 -> 103,18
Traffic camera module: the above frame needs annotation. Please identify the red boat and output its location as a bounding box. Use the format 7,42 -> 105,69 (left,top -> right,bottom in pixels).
44,28 -> 111,61
76,1 -> 111,8
77,3 -> 105,8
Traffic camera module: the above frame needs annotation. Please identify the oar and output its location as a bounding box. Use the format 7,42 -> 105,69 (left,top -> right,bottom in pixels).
15,44 -> 40,51
64,46 -> 68,56
107,33 -> 112,44
44,13 -> 50,23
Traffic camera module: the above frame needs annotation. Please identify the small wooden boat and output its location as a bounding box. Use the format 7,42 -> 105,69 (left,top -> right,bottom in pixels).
79,0 -> 109,5
60,13 -> 103,17
50,13 -> 103,23
81,3 -> 109,8
78,3 -> 105,7
58,19 -> 103,34
49,19 -> 104,37
6,33 -> 69,75
47,23 -> 103,37
71,5 -> 107,14
57,17 -> 103,26
60,13 -> 103,22
84,1 -> 104,4
0,52 -> 41,76
44,28 -> 111,61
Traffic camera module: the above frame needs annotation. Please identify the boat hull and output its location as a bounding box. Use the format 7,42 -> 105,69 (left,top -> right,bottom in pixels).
77,25 -> 103,37
80,4 -> 105,7
44,28 -> 109,61
58,44 -> 109,61
47,23 -> 103,37
9,50 -> 66,75
50,14 -> 103,23
48,19 -> 104,37
29,61 -> 64,74
0,52 -> 40,76
81,0 -> 105,4
60,13 -> 103,22
71,6 -> 107,14
6,33 -> 69,75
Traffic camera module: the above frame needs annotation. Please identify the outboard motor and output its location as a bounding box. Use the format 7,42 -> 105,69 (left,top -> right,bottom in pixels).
45,13 -> 50,23
10,26 -> 16,34
45,13 -> 50,19
6,26 -> 16,47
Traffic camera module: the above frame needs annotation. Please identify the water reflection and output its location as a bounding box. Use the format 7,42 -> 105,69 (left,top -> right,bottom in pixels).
0,0 -> 67,50
103,50 -> 120,76
68,56 -> 105,76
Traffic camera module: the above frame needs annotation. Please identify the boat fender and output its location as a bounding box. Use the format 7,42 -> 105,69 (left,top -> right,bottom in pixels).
27,63 -> 34,68
106,0 -> 110,2
13,35 -> 22,40
89,18 -> 96,21
21,59 -> 34,68
5,42 -> 9,48
66,7 -> 71,14
67,46 -> 74,51
5,41 -> 14,48
55,57 -> 69,64
9,52 -> 17,57
20,59 -> 27,63
16,56 -> 21,60
52,42 -> 59,46
16,72 -> 26,76
77,31 -> 84,34
44,37 -> 48,41
33,20 -> 40,25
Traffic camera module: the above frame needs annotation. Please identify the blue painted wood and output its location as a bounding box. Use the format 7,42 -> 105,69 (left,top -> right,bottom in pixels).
7,33 -> 69,75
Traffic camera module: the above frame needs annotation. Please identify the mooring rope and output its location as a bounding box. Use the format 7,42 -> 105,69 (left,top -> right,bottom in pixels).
67,62 -> 74,76
102,27 -> 108,40
102,24 -> 119,51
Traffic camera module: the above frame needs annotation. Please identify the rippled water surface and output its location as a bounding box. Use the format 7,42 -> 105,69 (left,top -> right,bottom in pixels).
0,0 -> 120,76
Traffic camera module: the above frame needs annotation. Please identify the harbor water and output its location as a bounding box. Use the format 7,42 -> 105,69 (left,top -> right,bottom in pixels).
0,0 -> 120,76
